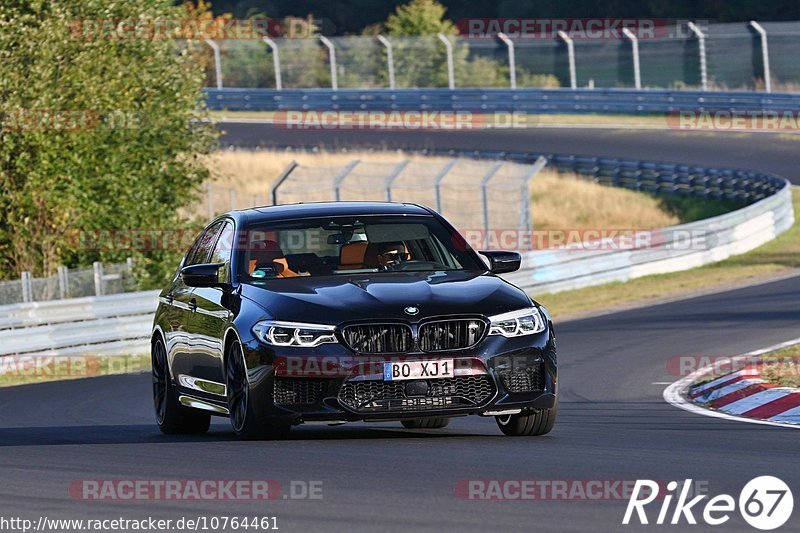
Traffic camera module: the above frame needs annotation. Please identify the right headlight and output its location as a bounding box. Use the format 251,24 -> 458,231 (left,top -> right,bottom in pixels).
252,320 -> 338,347
488,307 -> 546,337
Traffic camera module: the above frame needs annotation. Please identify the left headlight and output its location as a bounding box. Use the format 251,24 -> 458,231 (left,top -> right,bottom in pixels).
252,320 -> 338,347
488,307 -> 546,337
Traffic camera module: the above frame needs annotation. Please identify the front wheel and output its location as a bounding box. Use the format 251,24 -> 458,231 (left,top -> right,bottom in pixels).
496,401 -> 557,437
152,338 -> 210,435
225,339 -> 290,440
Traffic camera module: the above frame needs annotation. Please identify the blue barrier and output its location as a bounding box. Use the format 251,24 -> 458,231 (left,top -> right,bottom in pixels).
205,88 -> 800,115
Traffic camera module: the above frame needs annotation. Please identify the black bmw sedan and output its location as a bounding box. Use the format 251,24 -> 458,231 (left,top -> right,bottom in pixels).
151,202 -> 557,439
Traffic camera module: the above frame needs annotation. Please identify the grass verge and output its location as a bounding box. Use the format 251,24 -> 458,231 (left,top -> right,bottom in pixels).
0,354 -> 150,388
211,110 -> 675,128
761,345 -> 800,388
538,188 -> 799,321
205,149 -> 731,230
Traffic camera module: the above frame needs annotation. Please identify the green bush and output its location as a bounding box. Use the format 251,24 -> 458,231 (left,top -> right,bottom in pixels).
0,0 -> 217,287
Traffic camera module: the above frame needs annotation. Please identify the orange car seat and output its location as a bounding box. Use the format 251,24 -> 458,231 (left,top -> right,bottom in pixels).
248,240 -> 299,278
338,241 -> 368,269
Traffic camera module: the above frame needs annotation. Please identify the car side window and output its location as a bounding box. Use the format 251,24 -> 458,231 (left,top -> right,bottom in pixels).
209,221 -> 234,282
186,222 -> 223,267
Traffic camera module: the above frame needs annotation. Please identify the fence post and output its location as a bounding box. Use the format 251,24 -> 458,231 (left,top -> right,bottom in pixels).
271,160 -> 298,205
519,156 -> 548,232
480,162 -> 505,248
384,160 -> 410,202
93,262 -> 104,296
437,33 -> 455,89
557,31 -> 577,89
57,266 -> 69,299
434,159 -> 458,213
319,36 -> 338,90
229,189 -> 237,211
206,182 -> 214,219
377,35 -> 396,89
622,27 -> 641,89
687,22 -> 708,91
749,21 -> 771,93
21,271 -> 32,303
263,37 -> 282,90
497,32 -> 516,89
333,160 -> 360,201
205,39 -> 223,89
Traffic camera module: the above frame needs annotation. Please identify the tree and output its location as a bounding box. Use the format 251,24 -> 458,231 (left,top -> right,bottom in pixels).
0,0 -> 217,285
385,0 -> 457,36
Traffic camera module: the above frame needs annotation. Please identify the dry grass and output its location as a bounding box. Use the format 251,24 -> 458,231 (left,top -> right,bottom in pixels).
761,345 -> 800,388
539,188 -> 800,320
203,149 -> 679,230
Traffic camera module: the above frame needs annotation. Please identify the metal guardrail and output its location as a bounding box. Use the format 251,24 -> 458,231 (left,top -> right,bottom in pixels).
0,151 -> 792,356
205,88 -> 800,114
0,291 -> 159,356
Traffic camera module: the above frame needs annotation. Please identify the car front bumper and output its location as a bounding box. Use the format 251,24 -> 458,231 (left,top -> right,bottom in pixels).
238,324 -> 557,424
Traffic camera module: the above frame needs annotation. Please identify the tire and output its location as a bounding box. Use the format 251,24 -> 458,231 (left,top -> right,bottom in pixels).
152,338 -> 210,435
225,339 -> 290,440
495,401 -> 558,437
401,417 -> 450,429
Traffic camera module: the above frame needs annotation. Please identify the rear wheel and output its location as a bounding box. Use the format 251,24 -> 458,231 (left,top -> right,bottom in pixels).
496,401 -> 558,437
152,338 -> 210,434
401,417 -> 450,429
225,339 -> 290,440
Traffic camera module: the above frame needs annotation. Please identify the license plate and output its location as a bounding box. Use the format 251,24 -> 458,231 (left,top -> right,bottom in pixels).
383,360 -> 454,381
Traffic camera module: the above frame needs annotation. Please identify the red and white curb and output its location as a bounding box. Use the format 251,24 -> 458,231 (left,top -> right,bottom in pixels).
664,337 -> 800,428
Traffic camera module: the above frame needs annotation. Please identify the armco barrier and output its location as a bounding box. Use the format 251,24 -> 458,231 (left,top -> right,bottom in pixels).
205,88 -> 800,115
0,291 -> 158,356
0,153 -> 793,356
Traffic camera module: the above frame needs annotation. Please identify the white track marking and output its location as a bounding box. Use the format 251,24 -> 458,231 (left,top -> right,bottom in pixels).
690,367 -> 759,396
663,337 -> 800,429
769,405 -> 800,424
698,378 -> 763,402
721,389 -> 792,415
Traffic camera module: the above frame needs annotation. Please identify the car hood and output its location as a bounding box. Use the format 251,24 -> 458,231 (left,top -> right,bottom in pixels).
240,270 -> 532,324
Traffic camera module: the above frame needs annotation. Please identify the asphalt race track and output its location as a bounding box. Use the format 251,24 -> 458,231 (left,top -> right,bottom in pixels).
218,123 -> 800,185
0,126 -> 798,532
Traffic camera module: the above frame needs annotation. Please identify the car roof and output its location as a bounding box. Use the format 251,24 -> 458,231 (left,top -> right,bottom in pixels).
228,201 -> 434,225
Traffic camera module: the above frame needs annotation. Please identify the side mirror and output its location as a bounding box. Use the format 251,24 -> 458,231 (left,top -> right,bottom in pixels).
479,250 -> 521,274
181,263 -> 224,288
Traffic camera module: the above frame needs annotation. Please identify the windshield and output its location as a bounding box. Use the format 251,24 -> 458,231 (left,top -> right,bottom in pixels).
237,215 -> 483,281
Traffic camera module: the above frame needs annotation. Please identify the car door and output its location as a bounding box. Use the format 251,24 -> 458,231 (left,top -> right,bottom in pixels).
168,221 -> 224,385
186,219 -> 236,392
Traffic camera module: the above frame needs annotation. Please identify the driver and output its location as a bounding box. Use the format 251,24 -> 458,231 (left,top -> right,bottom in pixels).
377,242 -> 408,268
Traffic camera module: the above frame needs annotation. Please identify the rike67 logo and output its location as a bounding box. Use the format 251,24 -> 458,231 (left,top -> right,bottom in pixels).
624,477 -> 793,530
